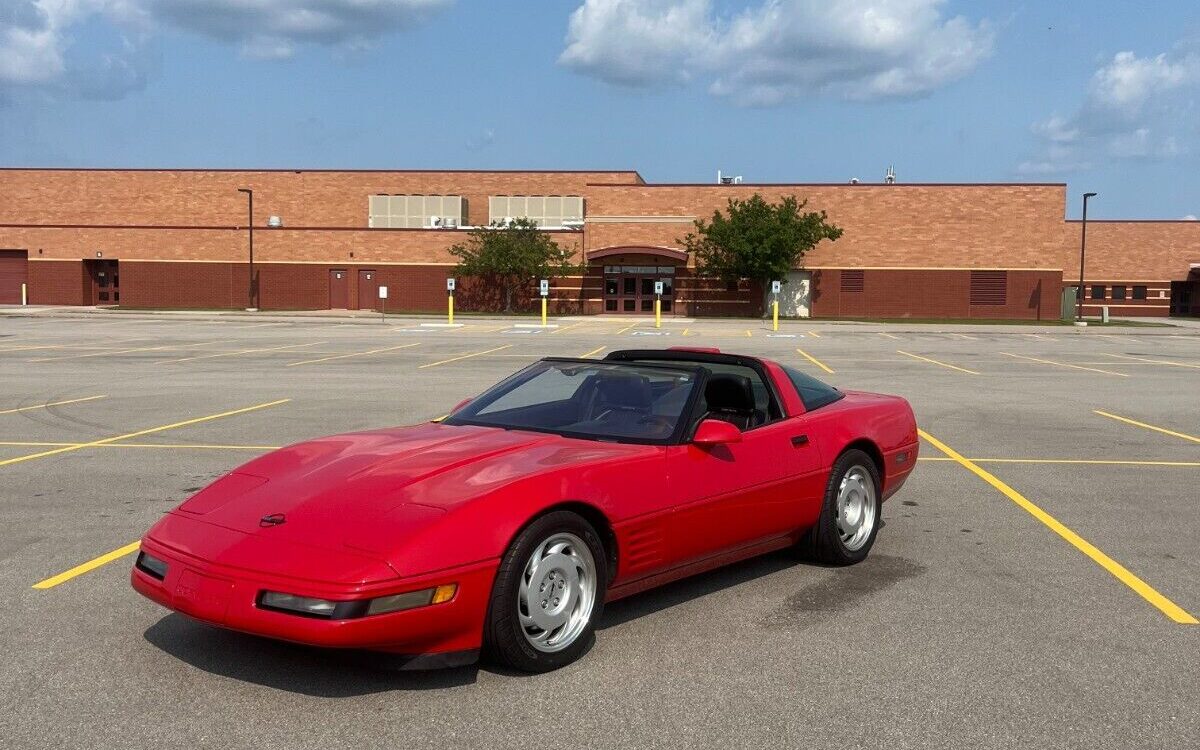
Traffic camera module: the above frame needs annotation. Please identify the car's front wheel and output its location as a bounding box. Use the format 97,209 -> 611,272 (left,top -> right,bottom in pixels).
484,511 -> 607,673
799,448 -> 882,565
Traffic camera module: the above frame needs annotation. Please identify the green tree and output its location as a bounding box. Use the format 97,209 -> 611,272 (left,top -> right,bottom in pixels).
449,218 -> 581,312
681,194 -> 843,311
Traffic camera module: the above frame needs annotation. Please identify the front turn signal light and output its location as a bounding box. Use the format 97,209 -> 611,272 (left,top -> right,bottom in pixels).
431,583 -> 457,604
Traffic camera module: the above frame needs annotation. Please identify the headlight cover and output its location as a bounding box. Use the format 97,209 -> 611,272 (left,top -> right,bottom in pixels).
258,583 -> 457,620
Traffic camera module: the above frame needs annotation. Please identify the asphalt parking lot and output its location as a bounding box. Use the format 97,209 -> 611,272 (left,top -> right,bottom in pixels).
1,309 -> 1197,749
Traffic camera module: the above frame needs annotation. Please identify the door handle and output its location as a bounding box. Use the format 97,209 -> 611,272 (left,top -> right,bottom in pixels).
791,435 -> 809,447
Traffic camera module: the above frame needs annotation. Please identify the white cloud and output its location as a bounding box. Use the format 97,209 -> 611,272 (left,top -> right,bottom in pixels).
1,1 -> 450,98
151,0 -> 451,58
1183,214 -> 1197,221
1021,47 -> 1200,175
559,0 -> 994,105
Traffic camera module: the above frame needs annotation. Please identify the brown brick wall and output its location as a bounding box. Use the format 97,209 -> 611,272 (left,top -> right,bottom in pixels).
0,225 -> 583,265
585,184 -> 1068,271
27,260 -> 87,305
1062,221 -> 1200,281
0,169 -> 640,229
811,269 -> 1058,320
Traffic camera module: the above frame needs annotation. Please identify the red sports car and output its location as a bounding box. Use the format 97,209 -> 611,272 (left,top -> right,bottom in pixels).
132,348 -> 918,672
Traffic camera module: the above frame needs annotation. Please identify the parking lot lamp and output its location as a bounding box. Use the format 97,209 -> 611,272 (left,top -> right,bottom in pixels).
1077,192 -> 1097,322
237,188 -> 256,311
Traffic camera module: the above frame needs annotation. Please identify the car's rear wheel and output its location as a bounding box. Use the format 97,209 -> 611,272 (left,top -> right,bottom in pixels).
799,448 -> 882,565
484,511 -> 607,673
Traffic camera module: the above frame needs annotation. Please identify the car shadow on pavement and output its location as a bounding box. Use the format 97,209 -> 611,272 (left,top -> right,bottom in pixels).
598,550 -> 798,629
143,614 -> 480,696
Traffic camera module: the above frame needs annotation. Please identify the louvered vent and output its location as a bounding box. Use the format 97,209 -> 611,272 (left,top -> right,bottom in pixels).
970,271 -> 1007,305
841,270 -> 865,292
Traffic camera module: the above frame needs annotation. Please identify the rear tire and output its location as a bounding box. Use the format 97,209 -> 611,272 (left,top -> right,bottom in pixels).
799,449 -> 882,565
484,511 -> 608,673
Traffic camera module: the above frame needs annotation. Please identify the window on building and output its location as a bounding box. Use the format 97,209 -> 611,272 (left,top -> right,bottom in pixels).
488,196 -> 584,227
1133,285 -> 1147,300
1111,285 -> 1127,300
369,195 -> 464,228
1091,285 -> 1105,299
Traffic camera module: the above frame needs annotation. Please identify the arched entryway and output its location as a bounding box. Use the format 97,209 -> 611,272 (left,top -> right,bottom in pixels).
588,246 -> 687,314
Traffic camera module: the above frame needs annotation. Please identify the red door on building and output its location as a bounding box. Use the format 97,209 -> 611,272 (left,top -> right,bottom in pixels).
329,269 -> 349,309
85,259 -> 119,305
357,270 -> 379,311
0,250 -> 28,304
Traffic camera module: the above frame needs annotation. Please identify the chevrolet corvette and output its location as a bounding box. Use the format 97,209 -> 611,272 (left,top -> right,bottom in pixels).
132,348 -> 918,672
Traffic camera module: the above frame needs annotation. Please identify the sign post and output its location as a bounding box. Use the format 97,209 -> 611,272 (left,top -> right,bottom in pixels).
378,285 -> 388,323
539,279 -> 549,326
654,280 -> 664,329
771,280 -> 781,331
446,278 -> 456,325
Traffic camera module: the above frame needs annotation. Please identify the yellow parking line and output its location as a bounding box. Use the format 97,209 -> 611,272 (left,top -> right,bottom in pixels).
918,456 -> 1200,467
616,323 -> 639,334
30,344 -> 181,362
919,429 -> 1197,624
0,440 -> 278,451
745,330 -> 753,337
999,352 -> 1128,377
33,541 -> 142,590
552,321 -> 587,334
878,332 -> 900,340
1094,410 -> 1200,444
951,333 -> 977,340
419,344 -> 513,369
808,330 -> 821,338
796,348 -> 835,374
896,350 -> 979,375
579,346 -> 606,358
1100,352 -> 1200,370
681,327 -> 690,337
0,399 -> 290,469
286,342 -> 421,367
0,395 -> 107,415
157,341 -> 324,364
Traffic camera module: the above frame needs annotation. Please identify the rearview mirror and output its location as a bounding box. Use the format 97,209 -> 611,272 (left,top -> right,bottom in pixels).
692,419 -> 742,446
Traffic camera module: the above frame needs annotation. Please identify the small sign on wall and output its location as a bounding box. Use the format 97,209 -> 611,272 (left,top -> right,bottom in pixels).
378,286 -> 388,299
540,279 -> 550,297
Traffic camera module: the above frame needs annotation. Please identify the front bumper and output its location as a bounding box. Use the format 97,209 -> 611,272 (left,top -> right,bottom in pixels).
132,536 -> 497,657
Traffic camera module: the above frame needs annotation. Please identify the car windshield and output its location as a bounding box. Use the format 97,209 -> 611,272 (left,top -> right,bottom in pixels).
443,360 -> 700,443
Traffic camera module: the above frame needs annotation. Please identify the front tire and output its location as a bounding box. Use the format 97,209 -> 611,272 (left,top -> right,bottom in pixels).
799,449 -> 882,565
484,511 -> 608,673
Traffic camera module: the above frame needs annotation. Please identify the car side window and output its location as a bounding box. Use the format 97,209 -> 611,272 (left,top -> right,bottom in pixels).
781,366 -> 844,412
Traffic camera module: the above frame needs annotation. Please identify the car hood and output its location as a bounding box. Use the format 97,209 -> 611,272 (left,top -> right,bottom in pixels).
170,423 -> 638,569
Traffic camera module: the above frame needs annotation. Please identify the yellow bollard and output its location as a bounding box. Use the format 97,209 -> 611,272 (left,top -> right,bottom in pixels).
772,299 -> 779,331
655,297 -> 661,328
541,297 -> 547,326
448,293 -> 454,325
21,282 -> 28,306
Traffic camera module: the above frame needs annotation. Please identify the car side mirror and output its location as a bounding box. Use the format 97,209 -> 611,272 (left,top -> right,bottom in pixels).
692,419 -> 742,446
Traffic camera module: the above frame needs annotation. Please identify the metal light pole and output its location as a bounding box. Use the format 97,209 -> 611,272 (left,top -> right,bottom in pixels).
237,188 -> 256,311
1075,192 -> 1097,322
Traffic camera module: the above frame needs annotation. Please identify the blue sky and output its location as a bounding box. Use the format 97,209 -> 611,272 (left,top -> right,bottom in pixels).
1,1 -> 1198,219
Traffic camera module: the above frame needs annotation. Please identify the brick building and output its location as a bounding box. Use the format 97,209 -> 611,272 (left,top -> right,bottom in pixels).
1,168 -> 1197,318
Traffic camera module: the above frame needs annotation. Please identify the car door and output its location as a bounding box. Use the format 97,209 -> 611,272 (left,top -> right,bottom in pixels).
664,371 -> 824,565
